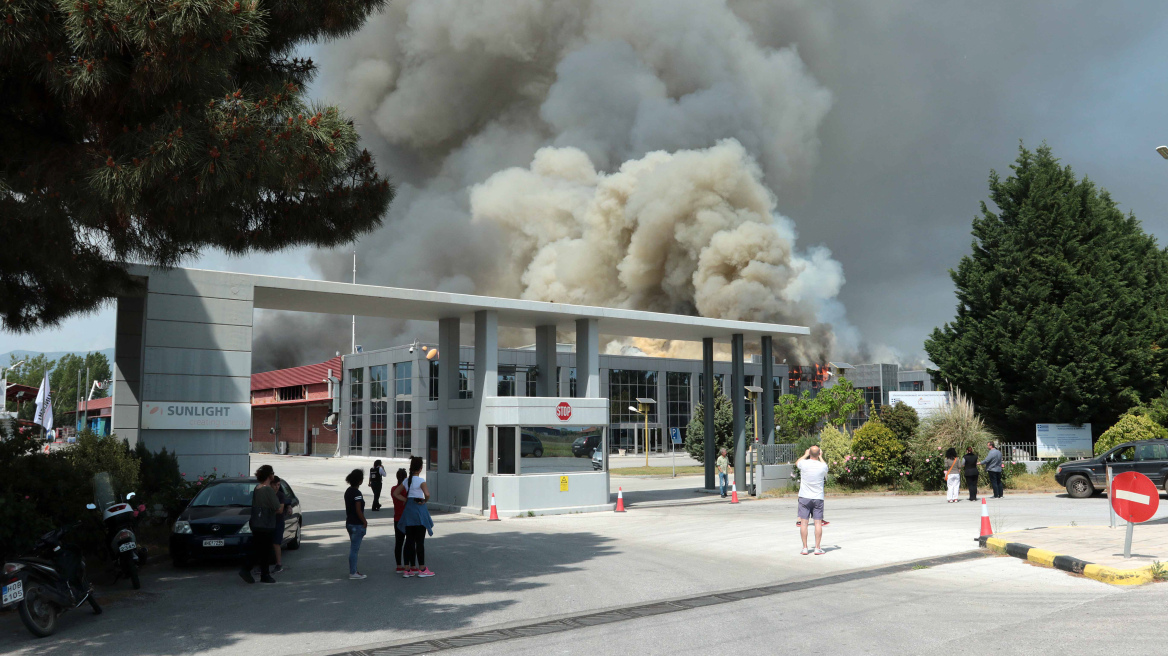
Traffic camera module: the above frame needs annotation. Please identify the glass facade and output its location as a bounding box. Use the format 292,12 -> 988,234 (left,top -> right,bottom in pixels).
609,369 -> 658,452
429,360 -> 439,400
899,380 -> 924,391
497,365 -> 516,397
523,365 -> 538,397
518,426 -> 603,474
666,372 -> 691,442
369,365 -> 388,456
450,426 -> 473,473
427,426 -> 438,471
698,373 -> 725,400
459,362 -> 474,400
394,362 -> 412,458
569,367 -> 577,398
348,367 -> 363,454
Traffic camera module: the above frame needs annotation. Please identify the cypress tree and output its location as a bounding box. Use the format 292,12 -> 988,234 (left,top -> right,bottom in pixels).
926,143 -> 1168,438
1,1 -> 393,332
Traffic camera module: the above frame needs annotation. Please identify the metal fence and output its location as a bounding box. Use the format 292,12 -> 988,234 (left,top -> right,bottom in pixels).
760,443 -> 797,465
999,442 -> 1040,462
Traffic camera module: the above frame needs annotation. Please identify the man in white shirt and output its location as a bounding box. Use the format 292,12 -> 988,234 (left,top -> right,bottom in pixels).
795,446 -> 829,555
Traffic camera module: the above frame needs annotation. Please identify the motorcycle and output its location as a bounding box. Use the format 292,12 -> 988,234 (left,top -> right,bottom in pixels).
2,519 -> 102,638
93,473 -> 146,589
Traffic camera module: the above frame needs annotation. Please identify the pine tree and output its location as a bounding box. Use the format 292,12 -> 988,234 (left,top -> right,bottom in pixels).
683,381 -> 752,463
925,143 -> 1168,438
1,1 -> 393,332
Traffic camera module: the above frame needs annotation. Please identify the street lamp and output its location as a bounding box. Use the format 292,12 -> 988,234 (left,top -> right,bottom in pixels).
745,385 -> 763,495
1,360 -> 26,419
629,398 -> 656,467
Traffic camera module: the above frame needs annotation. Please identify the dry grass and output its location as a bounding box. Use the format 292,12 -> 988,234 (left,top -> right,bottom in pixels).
1008,472 -> 1061,491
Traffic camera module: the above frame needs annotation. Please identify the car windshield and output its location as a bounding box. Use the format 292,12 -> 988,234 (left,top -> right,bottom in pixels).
191,482 -> 256,507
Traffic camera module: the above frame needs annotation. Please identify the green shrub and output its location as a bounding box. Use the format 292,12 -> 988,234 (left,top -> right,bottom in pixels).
834,453 -> 872,487
819,425 -> 852,469
1037,457 -> 1069,475
880,401 -> 919,445
851,418 -> 904,484
1094,413 -> 1168,455
907,446 -> 950,491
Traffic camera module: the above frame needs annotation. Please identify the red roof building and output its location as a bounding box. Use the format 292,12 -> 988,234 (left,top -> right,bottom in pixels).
250,357 -> 342,456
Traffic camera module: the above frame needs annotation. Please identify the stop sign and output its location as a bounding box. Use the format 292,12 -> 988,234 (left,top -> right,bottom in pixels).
556,402 -> 572,421
1110,471 -> 1160,523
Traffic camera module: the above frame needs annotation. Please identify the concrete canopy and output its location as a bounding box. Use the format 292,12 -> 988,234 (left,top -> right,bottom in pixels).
137,266 -> 810,342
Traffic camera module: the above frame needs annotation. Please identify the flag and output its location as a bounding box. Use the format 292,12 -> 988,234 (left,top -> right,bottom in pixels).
34,371 -> 53,432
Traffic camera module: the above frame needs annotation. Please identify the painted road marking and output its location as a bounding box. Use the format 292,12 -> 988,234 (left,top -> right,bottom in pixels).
1115,489 -> 1151,505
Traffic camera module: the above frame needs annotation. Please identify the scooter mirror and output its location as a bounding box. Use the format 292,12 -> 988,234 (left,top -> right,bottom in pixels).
126,492 -> 136,500
86,503 -> 97,510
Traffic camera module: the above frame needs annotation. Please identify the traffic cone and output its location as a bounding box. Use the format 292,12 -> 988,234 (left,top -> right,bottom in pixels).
488,493 -> 501,521
979,497 -> 993,537
615,487 -> 626,512
730,482 -> 740,504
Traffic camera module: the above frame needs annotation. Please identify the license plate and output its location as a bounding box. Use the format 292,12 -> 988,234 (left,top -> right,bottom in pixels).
2,581 -> 23,605
118,542 -> 137,553
202,539 -> 225,547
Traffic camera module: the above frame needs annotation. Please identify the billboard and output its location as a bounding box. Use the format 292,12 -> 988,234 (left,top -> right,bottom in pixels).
887,391 -> 951,418
1035,423 -> 1092,458
141,402 -> 251,430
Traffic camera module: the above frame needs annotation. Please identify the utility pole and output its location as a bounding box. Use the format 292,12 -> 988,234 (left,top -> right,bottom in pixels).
83,366 -> 90,435
351,250 -> 357,354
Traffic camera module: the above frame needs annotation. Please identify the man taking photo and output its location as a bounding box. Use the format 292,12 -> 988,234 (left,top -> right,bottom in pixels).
795,446 -> 829,555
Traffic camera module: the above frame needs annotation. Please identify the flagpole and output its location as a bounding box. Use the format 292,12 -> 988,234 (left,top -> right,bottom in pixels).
83,366 -> 90,435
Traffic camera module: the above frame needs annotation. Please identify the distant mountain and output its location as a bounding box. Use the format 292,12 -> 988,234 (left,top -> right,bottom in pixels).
1,348 -> 116,366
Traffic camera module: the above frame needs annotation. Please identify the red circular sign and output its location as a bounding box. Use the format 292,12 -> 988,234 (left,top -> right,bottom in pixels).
556,402 -> 572,421
1110,471 -> 1160,523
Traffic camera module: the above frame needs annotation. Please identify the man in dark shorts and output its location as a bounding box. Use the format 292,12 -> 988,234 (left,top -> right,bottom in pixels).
795,446 -> 829,555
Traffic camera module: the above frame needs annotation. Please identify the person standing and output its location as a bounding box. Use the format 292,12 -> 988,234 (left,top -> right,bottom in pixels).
270,475 -> 291,574
982,441 -> 1004,499
394,456 -> 435,578
369,460 -> 386,511
944,448 -> 961,503
391,468 -> 408,575
715,448 -> 732,498
963,446 -> 980,502
240,465 -> 280,584
795,446 -> 829,555
344,469 -> 368,580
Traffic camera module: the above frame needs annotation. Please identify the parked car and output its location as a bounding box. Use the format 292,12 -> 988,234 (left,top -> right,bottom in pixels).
1055,439 -> 1168,498
169,477 -> 302,566
521,434 -> 544,458
572,434 -> 603,457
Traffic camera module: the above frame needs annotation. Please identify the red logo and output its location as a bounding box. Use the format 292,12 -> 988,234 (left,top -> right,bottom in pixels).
556,402 -> 572,421
149,406 -> 160,414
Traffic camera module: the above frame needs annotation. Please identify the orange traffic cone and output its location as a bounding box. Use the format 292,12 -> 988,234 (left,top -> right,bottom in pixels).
615,487 -> 626,512
730,482 -> 740,504
979,497 -> 993,537
488,493 -> 501,521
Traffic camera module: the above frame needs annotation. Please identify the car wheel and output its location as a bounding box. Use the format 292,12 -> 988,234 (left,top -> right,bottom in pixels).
171,553 -> 188,568
1066,475 -> 1093,499
286,521 -> 302,550
533,448 -> 543,458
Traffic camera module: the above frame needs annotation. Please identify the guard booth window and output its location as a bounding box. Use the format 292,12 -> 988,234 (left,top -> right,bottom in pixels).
449,426 -> 473,473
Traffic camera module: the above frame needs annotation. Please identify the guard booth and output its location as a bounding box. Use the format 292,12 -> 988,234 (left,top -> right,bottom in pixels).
480,397 -> 611,516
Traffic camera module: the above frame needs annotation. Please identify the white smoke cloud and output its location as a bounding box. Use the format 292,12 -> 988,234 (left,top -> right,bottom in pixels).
280,0 -> 860,368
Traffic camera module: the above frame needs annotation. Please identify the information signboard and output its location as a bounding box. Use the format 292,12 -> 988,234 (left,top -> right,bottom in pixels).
887,391 -> 950,418
1034,423 -> 1092,458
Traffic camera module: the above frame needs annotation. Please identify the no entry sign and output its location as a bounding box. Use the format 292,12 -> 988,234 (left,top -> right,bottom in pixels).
556,402 -> 572,421
1110,471 -> 1160,524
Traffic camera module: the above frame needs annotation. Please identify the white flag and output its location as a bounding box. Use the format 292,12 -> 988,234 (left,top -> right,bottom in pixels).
34,371 -> 53,432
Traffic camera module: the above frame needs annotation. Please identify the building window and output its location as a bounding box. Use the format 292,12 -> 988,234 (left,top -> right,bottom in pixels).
609,369 -> 658,452
569,367 -> 577,398
427,426 -> 438,470
459,362 -> 474,400
348,367 -> 363,454
449,426 -> 473,473
518,426 -> 601,473
369,365 -> 388,456
899,380 -> 924,392
523,366 -> 538,397
773,375 -> 785,398
498,365 -> 516,397
429,361 -> 439,401
698,373 -> 725,401
666,372 -> 691,443
394,362 -> 412,458
277,386 -> 304,401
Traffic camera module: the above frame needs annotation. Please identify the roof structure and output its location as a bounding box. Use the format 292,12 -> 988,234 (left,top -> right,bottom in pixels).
132,266 -> 811,344
4,383 -> 38,402
251,356 -> 343,392
74,396 -> 113,412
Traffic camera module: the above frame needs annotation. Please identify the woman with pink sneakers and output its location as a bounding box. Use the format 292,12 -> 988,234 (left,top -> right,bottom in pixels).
393,456 -> 435,578
391,468 -> 408,575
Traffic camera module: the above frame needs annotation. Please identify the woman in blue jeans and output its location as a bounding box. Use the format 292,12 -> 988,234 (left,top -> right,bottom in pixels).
343,469 -> 368,580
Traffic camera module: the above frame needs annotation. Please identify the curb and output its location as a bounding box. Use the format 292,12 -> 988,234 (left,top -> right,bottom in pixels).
978,535 -> 1156,586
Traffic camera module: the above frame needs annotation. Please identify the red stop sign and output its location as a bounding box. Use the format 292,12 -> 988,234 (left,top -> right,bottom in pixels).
1111,471 -> 1160,523
556,402 -> 572,421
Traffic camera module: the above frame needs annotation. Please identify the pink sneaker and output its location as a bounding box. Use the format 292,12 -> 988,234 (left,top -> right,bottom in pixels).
395,567 -> 405,574
416,568 -> 435,578
402,569 -> 417,578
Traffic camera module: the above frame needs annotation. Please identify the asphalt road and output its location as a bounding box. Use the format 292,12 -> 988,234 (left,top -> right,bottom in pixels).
3,455 -> 1164,655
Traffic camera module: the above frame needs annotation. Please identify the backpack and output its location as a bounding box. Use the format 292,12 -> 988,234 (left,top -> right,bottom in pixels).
369,466 -> 382,484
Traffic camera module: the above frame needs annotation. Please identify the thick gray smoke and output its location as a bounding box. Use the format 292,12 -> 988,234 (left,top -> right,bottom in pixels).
261,0 -> 868,369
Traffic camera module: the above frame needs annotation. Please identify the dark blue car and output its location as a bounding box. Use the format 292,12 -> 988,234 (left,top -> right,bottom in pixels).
169,477 -> 302,566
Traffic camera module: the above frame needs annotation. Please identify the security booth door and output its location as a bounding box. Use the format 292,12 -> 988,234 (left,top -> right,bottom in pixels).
496,427 -> 516,474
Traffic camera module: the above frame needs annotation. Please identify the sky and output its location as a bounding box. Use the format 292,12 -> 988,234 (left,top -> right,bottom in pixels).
4,0 -> 1168,369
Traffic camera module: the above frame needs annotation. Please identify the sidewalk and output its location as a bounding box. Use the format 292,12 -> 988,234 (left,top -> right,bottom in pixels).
982,523 -> 1168,585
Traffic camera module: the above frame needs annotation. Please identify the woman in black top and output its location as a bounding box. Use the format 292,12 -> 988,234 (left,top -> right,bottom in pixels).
344,469 -> 368,580
963,446 -> 980,501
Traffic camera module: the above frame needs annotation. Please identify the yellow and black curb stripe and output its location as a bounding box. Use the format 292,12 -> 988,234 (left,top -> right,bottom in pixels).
978,536 -> 1155,586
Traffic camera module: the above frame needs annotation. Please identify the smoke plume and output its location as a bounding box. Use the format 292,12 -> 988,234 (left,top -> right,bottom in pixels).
257,0 -> 868,370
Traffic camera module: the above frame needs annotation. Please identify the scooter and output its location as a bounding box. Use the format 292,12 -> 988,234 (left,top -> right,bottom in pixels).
2,519 -> 102,638
94,472 -> 147,589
